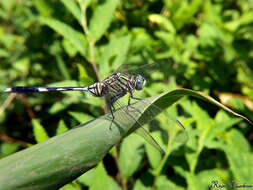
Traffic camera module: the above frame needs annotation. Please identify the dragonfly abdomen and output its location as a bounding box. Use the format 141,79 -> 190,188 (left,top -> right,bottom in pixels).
87,82 -> 104,97
4,86 -> 89,93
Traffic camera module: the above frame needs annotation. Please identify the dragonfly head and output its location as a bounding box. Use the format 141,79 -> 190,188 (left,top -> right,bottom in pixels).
135,74 -> 146,90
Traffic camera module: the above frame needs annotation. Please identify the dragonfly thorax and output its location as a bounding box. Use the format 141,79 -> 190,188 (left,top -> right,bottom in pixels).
134,74 -> 146,90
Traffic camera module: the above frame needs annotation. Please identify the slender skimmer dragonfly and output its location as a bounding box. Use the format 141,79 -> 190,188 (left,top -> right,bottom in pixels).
4,63 -> 187,154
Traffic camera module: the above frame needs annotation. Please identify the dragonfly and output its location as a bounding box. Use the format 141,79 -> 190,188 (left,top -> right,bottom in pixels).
4,63 -> 187,154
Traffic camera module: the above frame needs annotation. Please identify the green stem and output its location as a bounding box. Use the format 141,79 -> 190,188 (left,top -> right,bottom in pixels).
152,142 -> 171,189
78,0 -> 101,82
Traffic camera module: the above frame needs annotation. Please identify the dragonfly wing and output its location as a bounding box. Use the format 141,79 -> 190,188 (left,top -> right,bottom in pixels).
115,62 -> 160,78
135,124 -> 165,155
137,99 -> 189,144
113,100 -> 165,155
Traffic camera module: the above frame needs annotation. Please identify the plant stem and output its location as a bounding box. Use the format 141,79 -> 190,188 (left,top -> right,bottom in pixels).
152,138 -> 172,189
114,146 -> 128,190
0,93 -> 16,116
0,133 -> 31,147
78,1 -> 101,82
77,1 -> 108,114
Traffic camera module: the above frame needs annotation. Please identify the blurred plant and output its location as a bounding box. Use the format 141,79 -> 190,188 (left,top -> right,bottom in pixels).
0,0 -> 252,189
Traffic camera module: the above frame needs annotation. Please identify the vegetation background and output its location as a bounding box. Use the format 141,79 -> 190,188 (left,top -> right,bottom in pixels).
0,0 -> 253,189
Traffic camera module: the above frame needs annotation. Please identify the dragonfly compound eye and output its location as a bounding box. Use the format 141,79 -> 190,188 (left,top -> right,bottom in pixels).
135,74 -> 146,90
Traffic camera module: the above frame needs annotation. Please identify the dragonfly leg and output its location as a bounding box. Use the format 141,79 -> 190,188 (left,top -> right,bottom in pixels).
130,95 -> 142,101
109,104 -> 115,130
127,95 -> 132,111
126,93 -> 142,116
127,92 -> 141,110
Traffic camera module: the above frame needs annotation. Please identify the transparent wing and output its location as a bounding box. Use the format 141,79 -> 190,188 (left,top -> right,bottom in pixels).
105,88 -> 188,155
115,62 -> 160,80
138,100 -> 189,144
113,100 -> 165,155
103,86 -> 165,154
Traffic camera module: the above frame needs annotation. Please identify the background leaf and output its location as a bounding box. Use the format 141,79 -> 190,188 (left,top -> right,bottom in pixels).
39,17 -> 88,57
89,0 -> 119,42
32,119 -> 49,143
0,1 -> 252,189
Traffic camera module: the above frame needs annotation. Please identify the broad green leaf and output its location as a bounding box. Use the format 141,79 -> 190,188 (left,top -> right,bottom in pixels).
55,54 -> 71,80
89,162 -> 120,190
1,143 -> 19,157
49,97 -> 78,114
148,14 -> 176,33
171,0 -> 202,29
224,129 -> 253,183
77,0 -> 92,12
0,0 -> 15,11
145,131 -> 163,169
13,57 -> 30,76
119,133 -> 145,178
133,179 -> 152,190
89,162 -> 109,190
155,175 -> 184,190
32,119 -> 49,143
56,119 -> 68,135
60,0 -> 82,24
62,38 -> 78,57
214,110 -> 242,131
0,89 -> 250,190
89,0 -> 119,42
0,48 -> 9,57
34,0 -> 52,17
196,169 -> 231,189
39,17 -> 87,57
99,35 -> 131,79
77,168 -> 95,187
68,111 -> 94,123
77,64 -> 94,86
186,172 -> 209,190
192,102 -> 213,138
59,184 -> 77,190
107,177 -> 121,190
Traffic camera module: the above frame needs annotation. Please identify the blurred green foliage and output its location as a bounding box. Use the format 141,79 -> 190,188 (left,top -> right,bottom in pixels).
0,0 -> 253,189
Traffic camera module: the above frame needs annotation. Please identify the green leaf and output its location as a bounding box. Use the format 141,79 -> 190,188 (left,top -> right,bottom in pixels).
89,162 -> 109,190
89,0 -> 119,42
145,131 -> 163,169
0,48 -> 9,57
55,54 -> 71,80
171,0 -> 202,29
62,38 -> 78,57
186,172 -> 207,190
0,89 -> 250,190
60,0 -> 82,24
32,119 -> 49,143
119,133 -> 145,177
107,177 -> 121,190
77,64 -> 94,86
89,162 -> 121,190
1,143 -> 19,157
196,169 -> 230,189
59,184 -> 77,190
133,179 -> 152,190
56,120 -> 68,135
68,111 -> 94,123
223,129 -> 253,183
99,35 -> 131,79
77,168 -> 95,187
148,14 -> 176,33
155,175 -> 184,190
34,0 -> 53,17
39,17 -> 87,57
